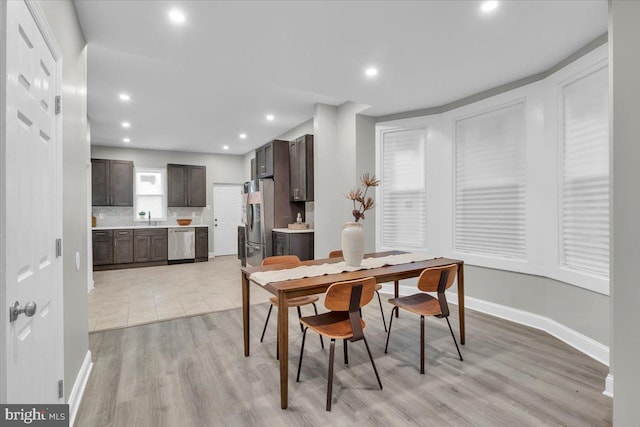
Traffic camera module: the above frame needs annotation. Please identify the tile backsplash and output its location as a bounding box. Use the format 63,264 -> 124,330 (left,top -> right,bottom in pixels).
93,206 -> 207,227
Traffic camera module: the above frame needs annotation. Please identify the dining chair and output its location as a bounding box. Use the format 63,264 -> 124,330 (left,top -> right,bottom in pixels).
296,276 -> 383,411
260,255 -> 323,359
328,250 -> 387,332
384,264 -> 463,374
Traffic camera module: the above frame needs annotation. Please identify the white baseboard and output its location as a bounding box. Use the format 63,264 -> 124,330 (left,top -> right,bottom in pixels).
68,350 -> 93,427
87,279 -> 94,294
209,252 -> 215,259
603,373 -> 614,398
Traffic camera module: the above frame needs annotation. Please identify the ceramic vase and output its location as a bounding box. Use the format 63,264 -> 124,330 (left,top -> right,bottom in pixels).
341,222 -> 365,267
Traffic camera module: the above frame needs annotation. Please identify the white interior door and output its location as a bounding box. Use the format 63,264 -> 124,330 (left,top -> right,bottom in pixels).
213,184 -> 243,256
1,0 -> 63,403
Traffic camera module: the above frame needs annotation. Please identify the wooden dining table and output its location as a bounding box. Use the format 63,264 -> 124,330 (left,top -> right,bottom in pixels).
240,251 -> 465,409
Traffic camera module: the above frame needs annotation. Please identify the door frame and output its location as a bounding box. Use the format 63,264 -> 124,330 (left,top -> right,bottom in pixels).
0,0 -> 64,403
212,182 -> 244,257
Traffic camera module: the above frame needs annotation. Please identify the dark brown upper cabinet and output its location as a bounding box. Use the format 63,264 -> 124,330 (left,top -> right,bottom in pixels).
91,159 -> 134,206
255,140 -> 290,179
167,164 -> 206,207
289,134 -> 314,202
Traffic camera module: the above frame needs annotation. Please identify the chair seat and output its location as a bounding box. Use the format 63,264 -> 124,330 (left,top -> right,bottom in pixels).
269,295 -> 319,307
388,293 -> 442,317
300,311 -> 367,339
374,283 -> 382,291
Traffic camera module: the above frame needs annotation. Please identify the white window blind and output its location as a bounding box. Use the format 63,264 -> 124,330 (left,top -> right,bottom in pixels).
380,128 -> 427,250
134,168 -> 167,221
454,102 -> 527,259
561,66 -> 609,277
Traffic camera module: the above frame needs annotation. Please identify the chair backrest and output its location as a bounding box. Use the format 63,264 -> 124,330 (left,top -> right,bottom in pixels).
417,264 -> 458,293
262,255 -> 302,267
328,250 -> 343,259
324,277 -> 376,311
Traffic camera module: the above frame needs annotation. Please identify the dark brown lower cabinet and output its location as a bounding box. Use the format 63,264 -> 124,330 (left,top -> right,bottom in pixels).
195,227 -> 209,262
134,229 -> 168,263
92,230 -> 114,265
113,229 -> 134,264
272,231 -> 314,261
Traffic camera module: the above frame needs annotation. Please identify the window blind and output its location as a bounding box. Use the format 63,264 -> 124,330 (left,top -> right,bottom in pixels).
561,66 -> 609,277
381,128 -> 427,250
454,102 -> 527,259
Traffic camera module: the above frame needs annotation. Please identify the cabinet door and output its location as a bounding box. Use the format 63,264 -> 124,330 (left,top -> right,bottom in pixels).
289,141 -> 300,201
167,164 -> 188,206
113,229 -> 134,264
150,231 -> 168,261
289,233 -> 314,261
110,160 -> 134,206
92,230 -> 113,265
188,166 -> 206,207
256,147 -> 266,178
196,228 -> 209,260
272,232 -> 288,256
133,234 -> 152,263
264,143 -> 274,178
91,159 -> 109,206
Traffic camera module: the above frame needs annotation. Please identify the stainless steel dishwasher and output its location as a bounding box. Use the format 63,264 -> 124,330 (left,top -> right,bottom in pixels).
168,227 -> 195,261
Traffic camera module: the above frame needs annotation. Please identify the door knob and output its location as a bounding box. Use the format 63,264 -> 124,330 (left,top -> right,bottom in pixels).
9,301 -> 37,323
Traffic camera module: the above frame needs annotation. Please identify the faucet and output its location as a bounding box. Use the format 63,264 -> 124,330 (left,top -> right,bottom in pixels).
148,211 -> 151,226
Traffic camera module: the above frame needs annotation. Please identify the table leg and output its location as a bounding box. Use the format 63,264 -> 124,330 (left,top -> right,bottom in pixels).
278,290 -> 289,409
394,280 -> 400,318
458,263 -> 465,345
242,272 -> 250,356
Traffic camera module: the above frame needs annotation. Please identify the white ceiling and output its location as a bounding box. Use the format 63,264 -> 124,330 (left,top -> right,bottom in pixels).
74,0 -> 607,155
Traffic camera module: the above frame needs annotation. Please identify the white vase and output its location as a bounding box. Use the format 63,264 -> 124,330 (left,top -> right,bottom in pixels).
341,222 -> 365,267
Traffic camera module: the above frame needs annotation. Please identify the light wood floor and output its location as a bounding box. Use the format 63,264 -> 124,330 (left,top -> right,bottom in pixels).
75,300 -> 612,426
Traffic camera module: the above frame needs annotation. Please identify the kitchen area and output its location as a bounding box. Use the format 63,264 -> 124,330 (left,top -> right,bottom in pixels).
89,133 -> 315,331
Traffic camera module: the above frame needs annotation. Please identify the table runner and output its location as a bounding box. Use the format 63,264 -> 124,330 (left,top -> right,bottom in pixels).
249,252 -> 436,286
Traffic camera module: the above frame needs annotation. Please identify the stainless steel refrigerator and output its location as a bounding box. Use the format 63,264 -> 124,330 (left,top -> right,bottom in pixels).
243,179 -> 303,266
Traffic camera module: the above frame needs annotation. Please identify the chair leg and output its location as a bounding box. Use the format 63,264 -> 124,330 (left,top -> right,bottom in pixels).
385,306 -> 398,353
312,302 -> 324,349
343,339 -> 348,365
276,323 -> 279,360
376,290 -> 387,332
296,327 -> 308,382
297,307 -> 304,333
420,315 -> 425,375
445,317 -> 464,361
327,339 -> 336,411
363,336 -> 383,390
260,304 -> 273,342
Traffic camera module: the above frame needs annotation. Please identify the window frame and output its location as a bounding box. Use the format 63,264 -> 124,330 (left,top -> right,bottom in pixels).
133,167 -> 167,222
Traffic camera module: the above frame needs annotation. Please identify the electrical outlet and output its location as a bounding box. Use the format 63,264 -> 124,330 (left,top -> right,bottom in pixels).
171,212 -> 177,217
191,212 -> 196,217
98,213 -> 104,219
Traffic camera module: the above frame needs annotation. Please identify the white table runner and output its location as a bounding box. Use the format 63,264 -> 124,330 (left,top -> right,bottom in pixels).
249,252 -> 436,286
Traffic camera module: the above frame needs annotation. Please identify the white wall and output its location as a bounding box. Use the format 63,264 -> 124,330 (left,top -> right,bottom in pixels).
611,0 -> 640,423
39,0 -> 90,401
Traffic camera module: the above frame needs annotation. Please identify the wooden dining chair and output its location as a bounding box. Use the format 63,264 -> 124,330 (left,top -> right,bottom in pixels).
296,277 -> 383,411
260,255 -> 323,359
328,250 -> 387,332
384,264 -> 463,374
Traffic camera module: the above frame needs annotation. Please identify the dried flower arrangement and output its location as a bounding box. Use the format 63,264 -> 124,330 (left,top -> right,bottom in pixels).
346,173 -> 380,222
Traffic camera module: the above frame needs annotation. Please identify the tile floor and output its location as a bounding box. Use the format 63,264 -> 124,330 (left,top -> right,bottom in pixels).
89,255 -> 273,332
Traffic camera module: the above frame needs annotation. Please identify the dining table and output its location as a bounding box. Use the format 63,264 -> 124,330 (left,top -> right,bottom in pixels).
240,251 -> 465,409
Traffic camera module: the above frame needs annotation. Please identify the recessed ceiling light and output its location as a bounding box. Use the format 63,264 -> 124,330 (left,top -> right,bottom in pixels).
239,133 -> 247,139
121,121 -> 131,128
223,145 -> 229,150
169,9 -> 186,24
481,1 -> 498,12
266,114 -> 275,121
119,93 -> 130,102
123,137 -> 131,143
365,67 -> 378,77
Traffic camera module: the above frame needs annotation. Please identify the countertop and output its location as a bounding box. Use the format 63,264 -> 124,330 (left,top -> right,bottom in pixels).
272,227 -> 314,234
93,224 -> 208,230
